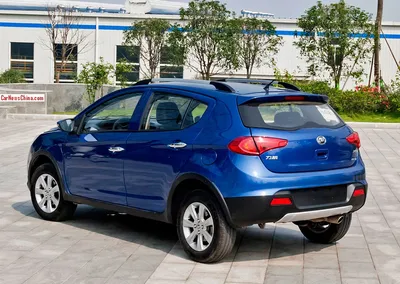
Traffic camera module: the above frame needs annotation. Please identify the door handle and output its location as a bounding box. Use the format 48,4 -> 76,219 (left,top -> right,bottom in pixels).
109,147 -> 125,153
167,142 -> 187,149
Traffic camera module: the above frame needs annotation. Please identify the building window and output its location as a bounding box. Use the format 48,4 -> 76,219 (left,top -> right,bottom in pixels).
160,46 -> 184,79
54,44 -> 78,83
116,45 -> 140,84
10,42 -> 34,82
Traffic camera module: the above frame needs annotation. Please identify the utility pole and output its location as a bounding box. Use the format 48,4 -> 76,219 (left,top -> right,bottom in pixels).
374,0 -> 383,91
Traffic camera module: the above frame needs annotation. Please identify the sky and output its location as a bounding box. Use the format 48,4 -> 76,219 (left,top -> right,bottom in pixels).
91,0 -> 399,21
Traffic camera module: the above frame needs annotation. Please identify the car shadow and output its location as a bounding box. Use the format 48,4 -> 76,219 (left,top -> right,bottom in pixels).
12,201 -> 335,264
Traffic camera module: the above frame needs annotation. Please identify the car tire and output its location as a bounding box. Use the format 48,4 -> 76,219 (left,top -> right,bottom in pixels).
177,190 -> 236,263
30,163 -> 77,221
298,213 -> 352,244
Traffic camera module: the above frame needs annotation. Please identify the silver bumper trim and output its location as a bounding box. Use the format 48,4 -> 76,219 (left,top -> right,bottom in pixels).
276,205 -> 353,223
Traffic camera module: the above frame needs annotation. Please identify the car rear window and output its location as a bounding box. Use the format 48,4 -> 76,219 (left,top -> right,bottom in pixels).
238,102 -> 344,130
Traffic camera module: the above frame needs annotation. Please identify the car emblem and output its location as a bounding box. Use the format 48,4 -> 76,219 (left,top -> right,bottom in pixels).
316,136 -> 327,145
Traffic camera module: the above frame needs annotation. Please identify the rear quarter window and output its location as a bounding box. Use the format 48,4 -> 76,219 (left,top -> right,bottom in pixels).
239,102 -> 344,130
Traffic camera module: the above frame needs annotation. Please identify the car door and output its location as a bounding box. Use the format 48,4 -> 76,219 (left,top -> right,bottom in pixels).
124,89 -> 213,212
62,91 -> 144,205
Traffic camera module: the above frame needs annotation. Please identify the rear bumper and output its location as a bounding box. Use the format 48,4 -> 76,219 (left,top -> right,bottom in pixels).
224,183 -> 367,227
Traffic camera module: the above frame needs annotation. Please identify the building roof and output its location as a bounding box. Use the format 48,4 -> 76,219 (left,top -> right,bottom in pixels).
0,0 -> 188,14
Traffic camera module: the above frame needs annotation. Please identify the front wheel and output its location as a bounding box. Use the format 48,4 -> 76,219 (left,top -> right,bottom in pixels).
298,213 -> 352,244
177,190 -> 236,263
30,163 -> 77,222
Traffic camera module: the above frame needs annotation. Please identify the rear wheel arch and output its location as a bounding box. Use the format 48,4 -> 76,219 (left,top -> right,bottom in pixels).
167,174 -> 235,227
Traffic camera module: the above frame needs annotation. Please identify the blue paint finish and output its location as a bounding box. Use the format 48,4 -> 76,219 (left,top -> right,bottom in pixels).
1,21 -> 400,39
124,88 -> 217,212
0,22 -> 95,29
62,132 -> 131,205
99,25 -> 131,31
28,80 -> 367,223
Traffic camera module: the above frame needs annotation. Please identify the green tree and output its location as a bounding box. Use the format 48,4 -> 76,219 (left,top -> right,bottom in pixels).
295,0 -> 374,89
124,18 -> 171,79
0,69 -> 25,83
169,0 -> 237,80
76,58 -> 114,104
229,17 -> 282,78
116,60 -> 132,88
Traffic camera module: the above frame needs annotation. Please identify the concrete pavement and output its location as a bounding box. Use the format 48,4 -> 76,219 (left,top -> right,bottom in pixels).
0,119 -> 400,284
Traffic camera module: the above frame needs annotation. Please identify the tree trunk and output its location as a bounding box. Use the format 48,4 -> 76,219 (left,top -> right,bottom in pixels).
334,75 -> 340,90
246,67 -> 251,79
53,57 -> 58,83
374,0 -> 383,91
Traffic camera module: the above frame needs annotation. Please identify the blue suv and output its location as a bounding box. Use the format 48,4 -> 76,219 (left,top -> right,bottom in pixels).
28,79 -> 367,263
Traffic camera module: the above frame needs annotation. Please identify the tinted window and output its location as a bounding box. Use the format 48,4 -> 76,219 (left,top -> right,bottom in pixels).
160,66 -> 184,79
142,93 -> 207,131
117,46 -> 140,63
55,44 -> 78,61
182,100 -> 208,128
82,93 -> 142,133
11,43 -> 34,60
10,43 -> 34,81
239,102 -> 343,130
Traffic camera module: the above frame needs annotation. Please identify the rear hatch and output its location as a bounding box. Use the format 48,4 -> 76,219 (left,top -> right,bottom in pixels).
238,94 -> 357,173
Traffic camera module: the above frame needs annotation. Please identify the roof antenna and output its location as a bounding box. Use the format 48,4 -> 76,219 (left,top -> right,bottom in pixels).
263,80 -> 275,93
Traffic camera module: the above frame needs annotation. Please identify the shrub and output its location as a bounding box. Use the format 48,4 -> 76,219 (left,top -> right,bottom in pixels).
275,68 -> 400,115
0,69 -> 25,83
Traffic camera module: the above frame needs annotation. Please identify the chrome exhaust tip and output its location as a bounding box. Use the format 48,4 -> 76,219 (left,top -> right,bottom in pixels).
311,215 -> 344,224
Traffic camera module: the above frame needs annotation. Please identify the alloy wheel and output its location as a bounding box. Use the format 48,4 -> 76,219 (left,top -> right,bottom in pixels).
34,174 -> 60,213
182,202 -> 214,252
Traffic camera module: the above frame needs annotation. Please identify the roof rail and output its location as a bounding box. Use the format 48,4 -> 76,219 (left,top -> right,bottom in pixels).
218,78 -> 301,92
133,78 -> 235,93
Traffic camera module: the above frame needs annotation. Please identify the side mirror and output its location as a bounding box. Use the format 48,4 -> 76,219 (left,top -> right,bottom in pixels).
57,119 -> 74,133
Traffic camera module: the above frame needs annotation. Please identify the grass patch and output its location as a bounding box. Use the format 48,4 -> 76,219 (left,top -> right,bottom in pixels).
339,112 -> 400,123
54,111 -> 79,115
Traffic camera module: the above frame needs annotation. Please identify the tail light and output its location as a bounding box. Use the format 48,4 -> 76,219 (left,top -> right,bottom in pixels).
353,188 -> 365,197
270,197 -> 292,206
285,96 -> 305,101
228,136 -> 288,156
346,132 -> 361,148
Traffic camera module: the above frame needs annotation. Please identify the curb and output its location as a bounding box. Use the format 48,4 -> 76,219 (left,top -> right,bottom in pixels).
6,114 -> 73,121
347,122 -> 400,129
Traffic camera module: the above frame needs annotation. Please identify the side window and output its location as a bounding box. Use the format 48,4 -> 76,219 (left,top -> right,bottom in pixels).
82,93 -> 142,133
142,92 -> 208,131
182,100 -> 208,128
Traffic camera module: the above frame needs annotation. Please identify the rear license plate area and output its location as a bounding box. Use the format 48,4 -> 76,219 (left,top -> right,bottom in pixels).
291,185 -> 347,209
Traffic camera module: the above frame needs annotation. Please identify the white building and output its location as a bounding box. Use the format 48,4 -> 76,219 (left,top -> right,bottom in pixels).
0,0 -> 399,89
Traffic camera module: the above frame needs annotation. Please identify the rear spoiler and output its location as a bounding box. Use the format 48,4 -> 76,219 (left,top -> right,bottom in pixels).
237,94 -> 329,105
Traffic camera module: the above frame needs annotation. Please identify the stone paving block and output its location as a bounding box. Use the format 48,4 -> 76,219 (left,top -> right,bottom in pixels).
150,263 -> 195,281
337,248 -> 373,263
186,272 -> 227,284
113,255 -> 166,277
264,275 -> 303,284
191,262 -> 232,274
266,265 -> 303,277
339,262 -> 378,279
226,266 -> 267,284
304,253 -> 339,269
341,279 -> 380,284
63,275 -> 107,284
0,273 -> 31,284
232,251 -> 269,267
303,268 -> 341,284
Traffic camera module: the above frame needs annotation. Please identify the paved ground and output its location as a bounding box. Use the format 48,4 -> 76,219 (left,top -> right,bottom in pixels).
1,119 -> 400,284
